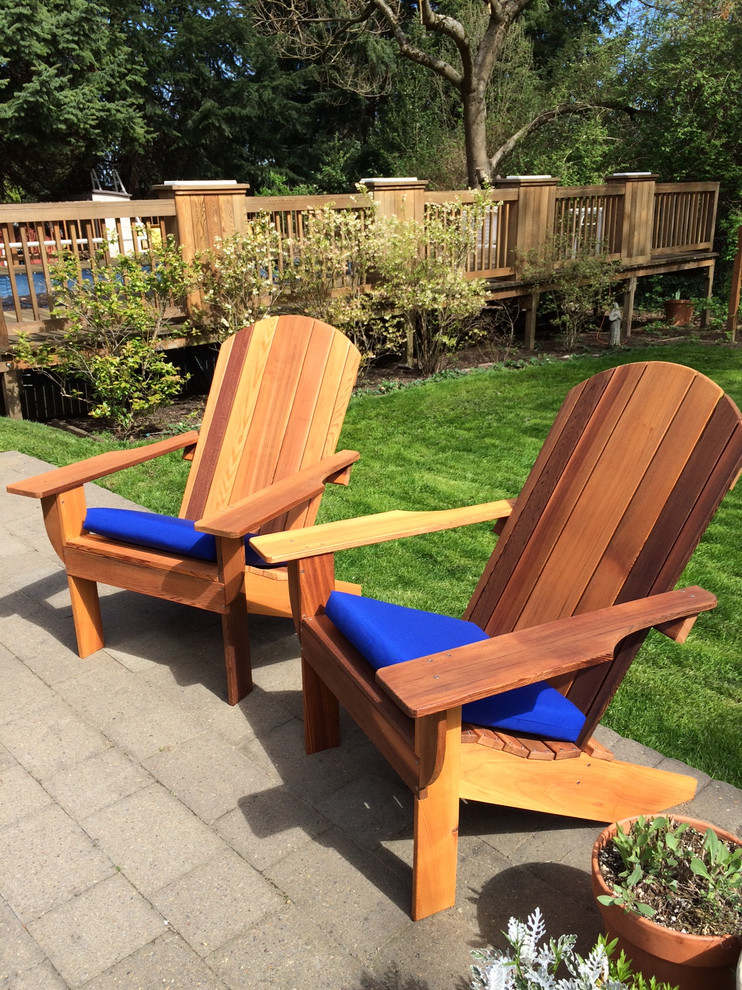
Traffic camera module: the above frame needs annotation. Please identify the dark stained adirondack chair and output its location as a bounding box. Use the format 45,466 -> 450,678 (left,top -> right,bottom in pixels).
251,361 -> 742,919
7,315 -> 361,705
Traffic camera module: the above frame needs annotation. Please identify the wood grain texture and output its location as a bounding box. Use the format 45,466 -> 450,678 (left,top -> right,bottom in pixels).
197,451 -> 359,538
8,315 -> 361,706
376,587 -> 716,718
286,361 -> 742,918
251,500 -> 513,563
458,745 -> 697,821
412,709 -> 461,920
7,432 -> 199,499
302,615 -> 420,790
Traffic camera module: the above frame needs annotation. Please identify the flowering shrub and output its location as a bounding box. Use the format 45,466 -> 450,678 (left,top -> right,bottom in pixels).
470,909 -> 675,990
192,190 -> 489,372
196,213 -> 284,334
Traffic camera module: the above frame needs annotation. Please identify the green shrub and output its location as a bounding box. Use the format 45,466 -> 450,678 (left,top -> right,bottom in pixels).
195,214 -> 285,334
15,233 -> 192,436
521,236 -> 618,349
369,199 -> 489,373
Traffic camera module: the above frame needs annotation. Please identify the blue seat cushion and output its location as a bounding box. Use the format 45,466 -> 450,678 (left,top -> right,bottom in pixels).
83,507 -> 281,568
324,591 -> 586,743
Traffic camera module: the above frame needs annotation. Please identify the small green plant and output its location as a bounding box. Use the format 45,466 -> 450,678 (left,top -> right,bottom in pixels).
521,236 -> 619,350
691,294 -> 727,331
370,197 -> 489,373
15,233 -> 193,436
196,214 -> 284,335
597,815 -> 742,936
470,908 -> 676,989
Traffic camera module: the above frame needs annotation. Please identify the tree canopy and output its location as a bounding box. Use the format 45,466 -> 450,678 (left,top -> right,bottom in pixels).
0,0 -> 149,199
1,0 -> 741,245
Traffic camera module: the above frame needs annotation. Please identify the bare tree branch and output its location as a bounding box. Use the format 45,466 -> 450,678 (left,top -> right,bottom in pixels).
253,0 -> 621,188
488,102 -> 609,175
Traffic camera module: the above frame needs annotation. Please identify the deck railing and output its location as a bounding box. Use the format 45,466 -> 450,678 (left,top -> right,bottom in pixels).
244,193 -> 367,277
0,200 -> 176,336
0,175 -> 719,342
652,182 -> 718,255
552,185 -> 625,260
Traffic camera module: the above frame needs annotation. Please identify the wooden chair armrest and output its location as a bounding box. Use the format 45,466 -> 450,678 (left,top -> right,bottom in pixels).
6,431 -> 200,499
196,450 -> 361,538
250,498 -> 515,563
376,586 -> 717,717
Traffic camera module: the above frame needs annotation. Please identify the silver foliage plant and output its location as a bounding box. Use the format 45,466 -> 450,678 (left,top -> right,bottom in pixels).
470,908 -> 628,990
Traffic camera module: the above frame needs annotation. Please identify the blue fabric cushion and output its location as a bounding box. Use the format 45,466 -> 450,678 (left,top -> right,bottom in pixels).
83,507 -> 280,568
324,590 -> 586,743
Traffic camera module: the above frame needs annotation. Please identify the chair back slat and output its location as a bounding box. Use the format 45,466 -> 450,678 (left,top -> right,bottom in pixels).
263,330 -> 361,534
465,362 -> 742,741
180,316 -> 360,526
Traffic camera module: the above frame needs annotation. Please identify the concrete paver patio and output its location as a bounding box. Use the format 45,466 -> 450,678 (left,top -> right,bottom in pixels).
2,449 -> 741,990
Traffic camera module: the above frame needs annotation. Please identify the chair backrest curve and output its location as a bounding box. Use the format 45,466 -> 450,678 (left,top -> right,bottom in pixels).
180,315 -> 360,532
464,361 -> 742,742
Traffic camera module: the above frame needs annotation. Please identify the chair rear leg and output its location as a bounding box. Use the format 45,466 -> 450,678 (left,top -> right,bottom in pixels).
68,574 -> 104,657
222,590 -> 252,705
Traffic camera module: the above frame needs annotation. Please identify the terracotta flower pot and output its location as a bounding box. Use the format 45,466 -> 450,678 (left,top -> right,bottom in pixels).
592,815 -> 742,990
664,298 -> 695,326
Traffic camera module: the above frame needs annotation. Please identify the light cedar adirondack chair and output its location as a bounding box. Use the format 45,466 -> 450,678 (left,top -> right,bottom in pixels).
251,361 -> 742,919
7,315 -> 362,705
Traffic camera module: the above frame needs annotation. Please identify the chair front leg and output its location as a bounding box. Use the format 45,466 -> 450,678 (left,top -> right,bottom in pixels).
68,573 -> 104,657
221,588 -> 252,705
41,487 -> 104,657
302,654 -> 340,753
412,708 -> 462,921
217,537 -> 251,705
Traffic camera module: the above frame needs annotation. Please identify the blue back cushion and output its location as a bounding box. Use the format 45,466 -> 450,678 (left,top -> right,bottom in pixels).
324,591 -> 586,742
83,507 -> 279,568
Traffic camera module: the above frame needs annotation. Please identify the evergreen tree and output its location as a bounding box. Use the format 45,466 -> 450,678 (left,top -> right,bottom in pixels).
0,0 -> 149,200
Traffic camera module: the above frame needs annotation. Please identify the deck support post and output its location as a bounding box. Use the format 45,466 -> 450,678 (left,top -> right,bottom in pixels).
622,277 -> 637,340
1,366 -> 23,419
700,261 -> 715,331
524,292 -> 539,351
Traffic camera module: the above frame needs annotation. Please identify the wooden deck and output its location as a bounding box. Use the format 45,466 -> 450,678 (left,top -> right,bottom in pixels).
0,175 -> 720,415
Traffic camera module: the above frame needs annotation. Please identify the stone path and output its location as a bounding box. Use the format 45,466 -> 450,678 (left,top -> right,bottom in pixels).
1,450 -> 740,990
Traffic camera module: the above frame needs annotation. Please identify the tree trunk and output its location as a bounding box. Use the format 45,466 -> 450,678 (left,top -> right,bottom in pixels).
463,87 -> 490,188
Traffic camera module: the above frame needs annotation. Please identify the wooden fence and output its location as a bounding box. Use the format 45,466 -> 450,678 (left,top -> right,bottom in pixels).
0,174 -> 720,349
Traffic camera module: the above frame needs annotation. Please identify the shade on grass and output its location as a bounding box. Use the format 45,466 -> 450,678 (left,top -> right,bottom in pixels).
2,342 -> 740,786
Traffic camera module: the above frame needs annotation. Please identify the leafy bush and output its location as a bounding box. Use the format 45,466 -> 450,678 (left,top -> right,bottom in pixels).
369,199 -> 489,373
283,200 -> 380,355
521,236 -> 618,349
15,233 -> 192,436
196,214 -> 284,334
276,191 -> 488,372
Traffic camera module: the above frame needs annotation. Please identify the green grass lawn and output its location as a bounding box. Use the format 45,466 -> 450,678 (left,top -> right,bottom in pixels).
2,341 -> 741,787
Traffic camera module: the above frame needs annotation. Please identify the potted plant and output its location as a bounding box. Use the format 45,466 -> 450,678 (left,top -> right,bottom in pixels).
592,814 -> 742,990
663,290 -> 695,326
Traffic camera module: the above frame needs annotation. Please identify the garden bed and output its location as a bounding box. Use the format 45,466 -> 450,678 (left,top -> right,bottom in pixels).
47,317 -> 734,441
